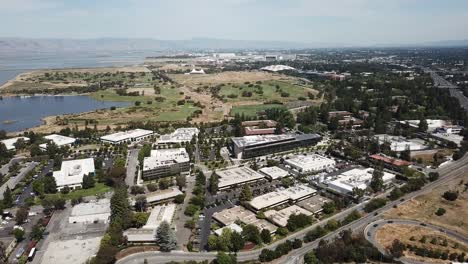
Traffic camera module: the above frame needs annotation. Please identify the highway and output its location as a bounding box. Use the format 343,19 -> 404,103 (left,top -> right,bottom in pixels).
365,219 -> 468,264
117,154 -> 468,264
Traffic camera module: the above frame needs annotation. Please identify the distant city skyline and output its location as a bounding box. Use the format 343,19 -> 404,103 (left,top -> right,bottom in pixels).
1,0 -> 468,45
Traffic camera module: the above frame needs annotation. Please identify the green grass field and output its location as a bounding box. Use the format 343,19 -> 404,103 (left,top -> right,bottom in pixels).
219,80 -> 314,102
230,104 -> 286,117
57,183 -> 112,200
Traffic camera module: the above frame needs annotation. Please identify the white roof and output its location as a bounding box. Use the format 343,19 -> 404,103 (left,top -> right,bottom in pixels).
214,223 -> 243,236
249,184 -> 317,211
259,166 -> 289,180
285,154 -> 335,172
70,199 -> 110,217
100,129 -> 153,142
144,187 -> 183,204
216,167 -> 265,189
328,168 -> 395,194
53,158 -> 95,187
1,137 -> 30,150
41,134 -> 76,148
261,65 -> 296,72
212,206 -> 277,233
144,204 -> 176,229
124,228 -> 156,242
264,205 -> 312,227
143,148 -> 189,171
281,185 -> 317,201
375,134 -> 426,152
232,134 -> 294,148
158,128 -> 199,144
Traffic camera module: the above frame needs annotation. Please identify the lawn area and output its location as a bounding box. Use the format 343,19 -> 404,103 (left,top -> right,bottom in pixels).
230,104 -> 286,117
218,80 -> 315,103
48,183 -> 112,201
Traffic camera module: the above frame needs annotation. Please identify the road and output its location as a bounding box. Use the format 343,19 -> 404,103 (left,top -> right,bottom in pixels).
117,154 -> 468,264
425,69 -> 468,111
364,219 -> 468,264
126,148 -> 140,187
17,160 -> 53,205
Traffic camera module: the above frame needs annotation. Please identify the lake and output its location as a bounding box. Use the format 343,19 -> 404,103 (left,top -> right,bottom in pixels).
0,96 -> 130,132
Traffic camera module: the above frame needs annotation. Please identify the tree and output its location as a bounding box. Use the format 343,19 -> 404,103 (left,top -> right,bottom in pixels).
370,167 -> 384,192
418,118 -> 428,132
208,173 -> 219,195
442,191 -> 458,201
389,239 -> 406,258
230,231 -> 245,252
158,178 -> 171,190
147,183 -> 158,192
260,229 -> 271,244
176,174 -> 186,190
435,207 -> 446,216
43,175 -> 57,193
156,221 -> 177,252
13,228 -> 25,242
364,198 -> 387,212
239,185 -> 253,202
130,186 -> 145,195
110,188 -> 132,228
15,207 -> 29,224
133,212 -> 149,228
242,224 -> 261,244
82,174 -> 96,189
32,180 -> 45,196
428,172 -> 439,182
2,187 -> 13,208
216,252 -> 237,264
389,187 -> 403,200
95,244 -> 118,264
174,194 -> 186,204
287,214 -> 312,231
304,251 -> 318,264
134,196 -> 147,212
322,201 -> 336,214
217,229 -> 232,251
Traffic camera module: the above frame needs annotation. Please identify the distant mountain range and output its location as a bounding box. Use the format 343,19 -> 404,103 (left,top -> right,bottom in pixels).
1,37 -> 468,53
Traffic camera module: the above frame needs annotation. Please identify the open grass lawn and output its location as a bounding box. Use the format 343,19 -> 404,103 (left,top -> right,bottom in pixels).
219,80 -> 315,103
230,104 -> 286,117
56,183 -> 112,200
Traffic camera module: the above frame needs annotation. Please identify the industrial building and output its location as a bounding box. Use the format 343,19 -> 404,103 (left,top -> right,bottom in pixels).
375,134 -> 427,152
296,195 -> 331,214
1,137 -> 30,150
242,120 -> 277,136
212,206 -> 277,234
142,148 -> 190,180
157,127 -> 199,144
326,168 -> 395,195
143,187 -> 183,205
53,158 -> 95,191
369,154 -> 411,168
259,166 -> 289,180
100,129 -> 154,144
264,205 -> 312,227
249,185 -> 317,212
69,199 -> 110,224
231,133 -> 321,159
284,154 -> 336,175
40,134 -> 76,150
215,167 -> 266,190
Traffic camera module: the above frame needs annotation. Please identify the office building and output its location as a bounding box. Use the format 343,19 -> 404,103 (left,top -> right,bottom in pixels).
40,134 -> 76,150
53,158 -> 95,191
285,154 -> 335,175
142,148 -> 190,180
215,167 -> 265,190
158,128 -> 199,144
327,168 -> 395,195
100,129 -> 154,144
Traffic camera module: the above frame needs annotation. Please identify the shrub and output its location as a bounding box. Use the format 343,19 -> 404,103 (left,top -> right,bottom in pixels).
435,207 -> 446,216
442,191 -> 458,201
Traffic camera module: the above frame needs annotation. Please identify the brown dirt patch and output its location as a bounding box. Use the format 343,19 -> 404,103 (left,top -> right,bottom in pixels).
169,71 -> 294,86
383,172 -> 468,237
116,245 -> 159,260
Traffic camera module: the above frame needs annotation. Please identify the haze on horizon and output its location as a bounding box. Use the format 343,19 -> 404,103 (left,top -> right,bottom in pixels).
1,0 -> 468,46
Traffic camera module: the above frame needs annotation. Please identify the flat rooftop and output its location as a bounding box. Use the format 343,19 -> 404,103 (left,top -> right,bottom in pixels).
44,134 -> 76,146
264,205 -> 312,227
430,133 -> 463,146
158,127 -> 199,144
214,223 -> 243,236
375,134 -> 426,152
259,166 -> 289,180
143,148 -> 189,171
281,184 -> 317,201
124,228 -> 156,242
1,137 -> 29,150
53,158 -> 95,187
285,153 -> 335,171
369,153 -> 411,167
70,199 -> 110,217
40,237 -> 101,264
212,206 -> 277,233
328,167 -> 395,193
249,184 -> 317,211
144,204 -> 176,229
100,129 -> 154,142
216,167 -> 265,189
297,195 -> 331,213
232,134 -> 294,148
143,187 -> 183,204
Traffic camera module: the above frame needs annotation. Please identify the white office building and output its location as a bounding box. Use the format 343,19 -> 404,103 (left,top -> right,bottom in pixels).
326,168 -> 395,195
40,134 -> 76,150
1,137 -> 30,150
264,205 -> 312,227
249,184 -> 317,212
375,134 -> 426,152
215,167 -> 266,190
53,158 -> 95,191
125,204 -> 176,243
157,128 -> 199,144
69,199 -> 110,224
142,148 -> 190,180
100,129 -> 154,144
259,166 -> 289,180
285,154 -> 336,175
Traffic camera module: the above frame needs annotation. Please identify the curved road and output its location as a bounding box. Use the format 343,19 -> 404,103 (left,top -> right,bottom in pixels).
117,154 -> 468,264
365,219 -> 468,264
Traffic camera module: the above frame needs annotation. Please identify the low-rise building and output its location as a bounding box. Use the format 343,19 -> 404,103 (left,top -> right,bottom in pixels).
259,166 -> 289,180
53,158 -> 95,191
100,129 -> 154,144
375,134 -> 427,152
212,206 -> 277,233
369,154 -> 411,167
40,134 -> 76,150
157,128 -> 199,144
296,195 -> 331,214
142,148 -> 190,180
249,184 -> 317,212
264,205 -> 312,227
231,134 -> 321,159
285,154 -> 336,175
69,199 -> 111,224
215,167 -> 265,190
242,120 -> 277,136
1,137 -> 30,150
326,167 -> 395,195
214,223 -> 243,236
142,187 -> 183,205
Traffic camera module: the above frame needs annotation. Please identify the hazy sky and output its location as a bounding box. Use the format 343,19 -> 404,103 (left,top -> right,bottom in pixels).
1,0 -> 468,45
